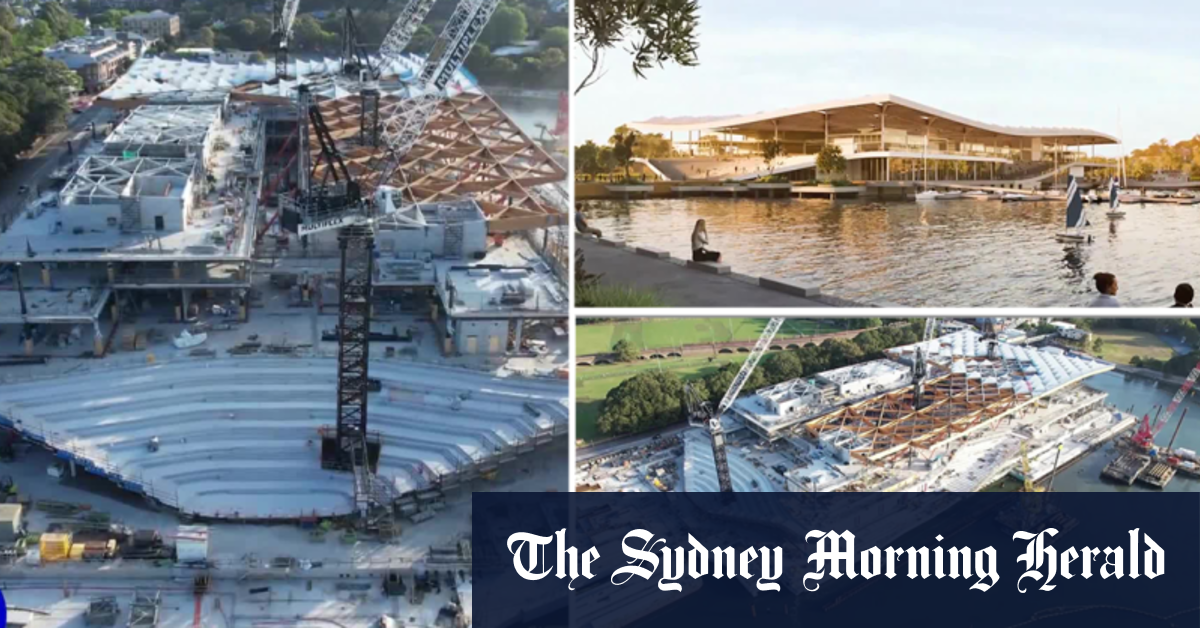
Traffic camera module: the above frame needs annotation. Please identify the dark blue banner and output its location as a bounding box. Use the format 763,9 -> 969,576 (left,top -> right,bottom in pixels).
472,492 -> 1199,628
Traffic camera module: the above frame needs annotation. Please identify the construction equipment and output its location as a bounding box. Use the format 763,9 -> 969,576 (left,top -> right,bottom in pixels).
1131,359 -> 1200,450
271,0 -> 302,81
911,319 -> 938,410
292,0 -> 502,527
1018,442 -> 1044,493
683,318 -> 786,493
340,5 -> 377,80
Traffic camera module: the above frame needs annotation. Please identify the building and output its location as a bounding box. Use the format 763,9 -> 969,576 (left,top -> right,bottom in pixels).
629,94 -> 1119,187
44,36 -> 137,93
121,10 -> 180,39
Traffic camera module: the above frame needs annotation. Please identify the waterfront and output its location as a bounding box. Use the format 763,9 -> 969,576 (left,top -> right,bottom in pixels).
995,370 -> 1200,493
582,197 -> 1200,307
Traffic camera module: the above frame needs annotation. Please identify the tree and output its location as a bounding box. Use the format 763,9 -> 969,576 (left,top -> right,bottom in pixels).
575,140 -> 603,176
816,144 -> 847,179
192,26 -> 215,48
760,138 -> 783,175
249,51 -> 267,63
409,24 -> 436,54
612,339 -> 639,362
539,25 -> 568,50
0,6 -> 17,32
481,5 -> 527,48
574,0 -> 699,94
94,9 -> 131,28
610,128 -> 638,180
596,371 -> 690,436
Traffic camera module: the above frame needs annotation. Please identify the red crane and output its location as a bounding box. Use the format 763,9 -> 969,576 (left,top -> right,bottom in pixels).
1131,359 -> 1200,450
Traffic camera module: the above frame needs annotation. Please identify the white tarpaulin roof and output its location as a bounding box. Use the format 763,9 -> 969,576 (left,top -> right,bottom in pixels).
101,52 -> 477,101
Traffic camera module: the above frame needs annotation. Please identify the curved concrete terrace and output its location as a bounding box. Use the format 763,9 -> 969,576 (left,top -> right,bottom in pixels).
0,358 -> 567,519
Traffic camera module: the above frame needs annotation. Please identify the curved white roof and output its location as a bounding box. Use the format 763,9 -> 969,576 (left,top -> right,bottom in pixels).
101,53 -> 477,102
631,93 -> 1118,144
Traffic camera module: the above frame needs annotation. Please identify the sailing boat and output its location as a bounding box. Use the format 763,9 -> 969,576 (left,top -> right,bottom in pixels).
915,133 -> 939,200
1054,175 -> 1089,243
1105,177 -> 1126,218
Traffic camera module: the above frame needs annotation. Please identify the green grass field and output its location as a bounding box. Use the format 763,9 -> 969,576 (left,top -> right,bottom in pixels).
576,318 -> 826,356
1093,329 -> 1176,365
575,353 -> 756,444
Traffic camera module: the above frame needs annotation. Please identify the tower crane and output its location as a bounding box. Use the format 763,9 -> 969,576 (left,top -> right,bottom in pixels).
291,0 -> 502,523
1131,359 -> 1200,450
684,318 -> 786,492
271,0 -> 302,81
912,318 -> 938,409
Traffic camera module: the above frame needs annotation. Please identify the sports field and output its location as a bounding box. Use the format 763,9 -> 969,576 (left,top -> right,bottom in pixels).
1092,329 -> 1176,365
576,318 -> 826,356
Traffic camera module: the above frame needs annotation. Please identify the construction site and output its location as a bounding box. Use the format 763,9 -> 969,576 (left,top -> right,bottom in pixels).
577,320 -> 1149,495
0,1 -> 568,627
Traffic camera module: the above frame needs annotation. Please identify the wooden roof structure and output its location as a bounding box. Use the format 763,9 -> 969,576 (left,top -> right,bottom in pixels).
308,91 -> 566,231
805,368 -> 1026,463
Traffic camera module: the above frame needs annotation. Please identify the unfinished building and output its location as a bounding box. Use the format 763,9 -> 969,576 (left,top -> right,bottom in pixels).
582,330 -> 1118,494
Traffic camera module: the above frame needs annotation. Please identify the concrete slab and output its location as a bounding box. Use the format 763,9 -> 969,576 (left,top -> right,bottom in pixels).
760,276 -> 822,298
598,237 -> 625,248
685,261 -> 731,275
576,236 -> 864,307
634,246 -> 671,259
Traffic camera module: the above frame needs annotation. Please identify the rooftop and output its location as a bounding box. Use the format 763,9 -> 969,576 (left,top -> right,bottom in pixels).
436,237 -> 568,318
631,93 -> 1119,146
100,53 -> 477,102
105,103 -> 223,154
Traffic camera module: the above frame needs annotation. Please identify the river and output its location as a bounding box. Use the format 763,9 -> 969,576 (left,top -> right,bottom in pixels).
993,370 -> 1200,493
582,197 -> 1200,307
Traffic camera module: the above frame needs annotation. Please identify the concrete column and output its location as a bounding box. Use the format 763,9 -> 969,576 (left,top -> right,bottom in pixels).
182,289 -> 192,319
514,318 -> 524,350
172,261 -> 181,281
107,262 -> 115,282
24,336 -> 33,356
40,263 -> 50,287
94,327 -> 105,357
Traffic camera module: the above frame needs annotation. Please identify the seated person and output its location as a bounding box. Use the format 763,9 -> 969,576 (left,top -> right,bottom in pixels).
574,204 -> 602,237
691,219 -> 721,262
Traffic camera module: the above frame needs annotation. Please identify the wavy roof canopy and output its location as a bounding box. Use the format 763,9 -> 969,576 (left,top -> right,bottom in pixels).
631,94 -> 1118,145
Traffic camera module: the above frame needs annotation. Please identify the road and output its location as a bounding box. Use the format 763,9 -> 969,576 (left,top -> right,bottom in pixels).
0,105 -> 116,232
577,422 -> 691,463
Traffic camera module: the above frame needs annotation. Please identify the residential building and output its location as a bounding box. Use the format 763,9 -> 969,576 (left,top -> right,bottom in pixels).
43,35 -> 137,94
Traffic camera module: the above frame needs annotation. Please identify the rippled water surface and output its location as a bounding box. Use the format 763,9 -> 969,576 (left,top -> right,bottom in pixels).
583,197 -> 1200,307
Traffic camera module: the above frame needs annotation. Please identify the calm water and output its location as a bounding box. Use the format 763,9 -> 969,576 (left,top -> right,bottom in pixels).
583,198 -> 1200,307
1001,370 -> 1200,493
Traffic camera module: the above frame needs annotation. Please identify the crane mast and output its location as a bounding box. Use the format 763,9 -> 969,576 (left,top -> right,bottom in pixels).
686,318 -> 785,493
292,0 -> 504,524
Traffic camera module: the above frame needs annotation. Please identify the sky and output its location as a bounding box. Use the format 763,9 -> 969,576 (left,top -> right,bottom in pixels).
571,0 -> 1200,156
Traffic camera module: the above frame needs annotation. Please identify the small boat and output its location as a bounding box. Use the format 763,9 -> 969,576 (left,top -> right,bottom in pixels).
1002,192 -> 1041,202
964,190 -> 991,200
1085,190 -> 1101,204
936,191 -> 963,200
1055,176 -> 1090,243
1173,190 -> 1196,199
1148,190 -> 1170,199
1105,177 -> 1125,218
915,190 -> 940,201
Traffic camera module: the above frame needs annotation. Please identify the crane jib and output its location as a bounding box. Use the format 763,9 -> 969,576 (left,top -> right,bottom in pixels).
433,5 -> 489,91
